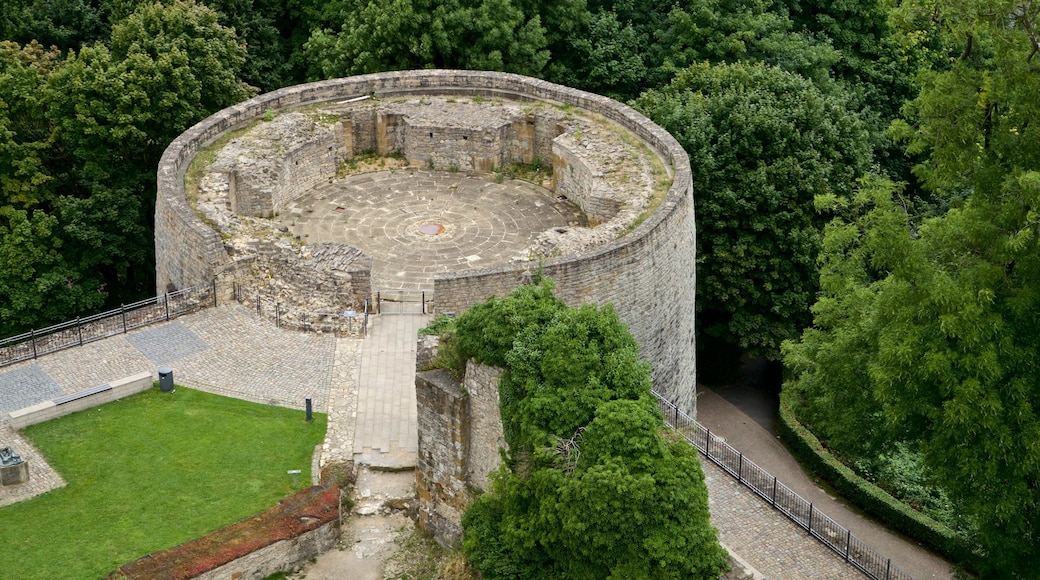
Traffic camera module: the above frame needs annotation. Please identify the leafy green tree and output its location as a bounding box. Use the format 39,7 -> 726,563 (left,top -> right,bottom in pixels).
0,1 -> 251,334
200,0 -> 294,90
302,0 -> 550,79
635,62 -> 871,361
786,2 -> 1040,573
785,175 -> 1040,576
658,0 -> 839,86
0,0 -> 115,51
456,283 -> 728,579
546,11 -> 647,101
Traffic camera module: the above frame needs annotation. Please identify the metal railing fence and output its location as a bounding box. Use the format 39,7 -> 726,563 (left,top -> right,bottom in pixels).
652,392 -> 913,580
374,289 -> 431,315
0,285 -> 215,369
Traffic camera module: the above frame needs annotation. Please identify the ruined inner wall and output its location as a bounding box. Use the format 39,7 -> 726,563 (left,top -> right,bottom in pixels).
415,358 -> 506,547
156,70 -> 696,412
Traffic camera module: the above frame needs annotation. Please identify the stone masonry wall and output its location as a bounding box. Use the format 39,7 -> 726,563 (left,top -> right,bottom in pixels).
155,70 -> 696,413
207,112 -> 345,218
415,358 -> 506,548
192,519 -> 339,580
415,368 -> 468,546
463,362 -> 505,492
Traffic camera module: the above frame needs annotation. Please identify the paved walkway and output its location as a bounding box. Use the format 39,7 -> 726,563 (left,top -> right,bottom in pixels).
0,303 -> 954,579
699,386 -> 955,579
351,300 -> 427,468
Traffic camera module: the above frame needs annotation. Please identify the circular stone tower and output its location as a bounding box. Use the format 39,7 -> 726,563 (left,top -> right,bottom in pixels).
155,70 -> 698,413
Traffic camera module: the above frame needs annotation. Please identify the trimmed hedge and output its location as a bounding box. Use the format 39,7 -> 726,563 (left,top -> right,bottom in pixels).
106,462 -> 353,580
778,388 -> 974,569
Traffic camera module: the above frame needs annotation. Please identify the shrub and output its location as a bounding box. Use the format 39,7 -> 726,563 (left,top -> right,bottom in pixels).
778,387 -> 974,568
458,282 -> 728,579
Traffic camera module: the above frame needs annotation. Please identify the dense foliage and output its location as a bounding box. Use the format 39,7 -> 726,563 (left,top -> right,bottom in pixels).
0,1 -> 251,335
451,281 -> 727,579
636,62 -> 871,360
783,1 -> 1040,574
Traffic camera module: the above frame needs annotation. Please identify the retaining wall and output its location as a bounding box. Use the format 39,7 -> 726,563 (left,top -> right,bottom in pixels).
192,520 -> 339,580
156,70 -> 696,413
8,371 -> 153,429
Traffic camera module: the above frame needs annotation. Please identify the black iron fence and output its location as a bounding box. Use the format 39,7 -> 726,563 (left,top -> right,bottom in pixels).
0,280 -> 377,369
652,392 -> 913,580
0,284 -> 216,369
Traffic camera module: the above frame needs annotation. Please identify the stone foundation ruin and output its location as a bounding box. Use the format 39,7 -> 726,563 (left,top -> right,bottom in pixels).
156,70 -> 698,412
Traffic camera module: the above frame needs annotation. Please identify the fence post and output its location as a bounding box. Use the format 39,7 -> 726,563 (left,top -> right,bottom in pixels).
256,294 -> 261,315
844,529 -> 851,562
705,428 -> 711,455
77,318 -> 83,345
771,476 -> 777,506
886,560 -> 891,580
165,294 -> 170,321
376,291 -> 381,314
808,503 -> 814,535
212,279 -> 217,307
674,406 -> 678,426
121,304 -> 127,333
738,453 -> 743,483
276,304 -> 280,328
422,291 -> 425,314
30,328 -> 37,359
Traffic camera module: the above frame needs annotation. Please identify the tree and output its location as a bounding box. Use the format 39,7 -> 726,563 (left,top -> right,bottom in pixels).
785,2 -> 1040,573
635,62 -> 871,362
455,283 -> 728,579
0,1 -> 252,334
0,0 -> 114,52
302,0 -> 550,79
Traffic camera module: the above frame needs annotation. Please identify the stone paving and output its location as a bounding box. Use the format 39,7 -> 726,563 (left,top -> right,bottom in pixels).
703,457 -> 862,579
351,301 -> 427,469
278,169 -> 585,291
0,426 -> 65,508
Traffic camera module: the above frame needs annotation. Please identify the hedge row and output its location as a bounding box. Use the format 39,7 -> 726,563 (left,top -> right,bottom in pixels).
777,388 -> 973,569
107,462 -> 353,580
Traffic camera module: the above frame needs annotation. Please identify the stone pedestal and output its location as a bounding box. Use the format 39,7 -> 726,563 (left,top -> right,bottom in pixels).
0,461 -> 29,487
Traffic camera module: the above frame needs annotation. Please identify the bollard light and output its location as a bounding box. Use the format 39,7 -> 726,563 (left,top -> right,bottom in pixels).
305,397 -> 313,422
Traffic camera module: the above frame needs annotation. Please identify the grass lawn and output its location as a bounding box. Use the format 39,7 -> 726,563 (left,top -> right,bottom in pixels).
0,386 -> 326,580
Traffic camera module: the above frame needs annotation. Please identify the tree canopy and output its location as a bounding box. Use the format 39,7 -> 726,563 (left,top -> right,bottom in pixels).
636,62 -> 871,360
783,1 -> 1040,574
451,281 -> 728,579
0,0 -> 250,335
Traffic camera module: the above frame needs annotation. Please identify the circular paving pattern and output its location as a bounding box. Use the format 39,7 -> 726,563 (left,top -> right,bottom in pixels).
276,169 -> 586,292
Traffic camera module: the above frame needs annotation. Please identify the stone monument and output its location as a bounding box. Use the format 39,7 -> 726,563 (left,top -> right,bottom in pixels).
0,446 -> 29,487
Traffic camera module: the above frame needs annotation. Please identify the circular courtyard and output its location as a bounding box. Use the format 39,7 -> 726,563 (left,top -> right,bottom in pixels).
275,169 -> 586,292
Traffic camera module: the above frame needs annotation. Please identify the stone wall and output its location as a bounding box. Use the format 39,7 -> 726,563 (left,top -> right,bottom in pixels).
156,70 -> 696,413
415,358 -> 506,547
206,112 -> 347,218
193,520 -> 339,580
463,362 -> 505,492
415,368 -> 468,546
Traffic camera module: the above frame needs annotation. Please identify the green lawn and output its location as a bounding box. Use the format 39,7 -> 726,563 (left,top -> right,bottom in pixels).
0,386 -> 326,579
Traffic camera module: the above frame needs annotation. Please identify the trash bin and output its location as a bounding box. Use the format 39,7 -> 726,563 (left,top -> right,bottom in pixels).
158,367 -> 174,392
